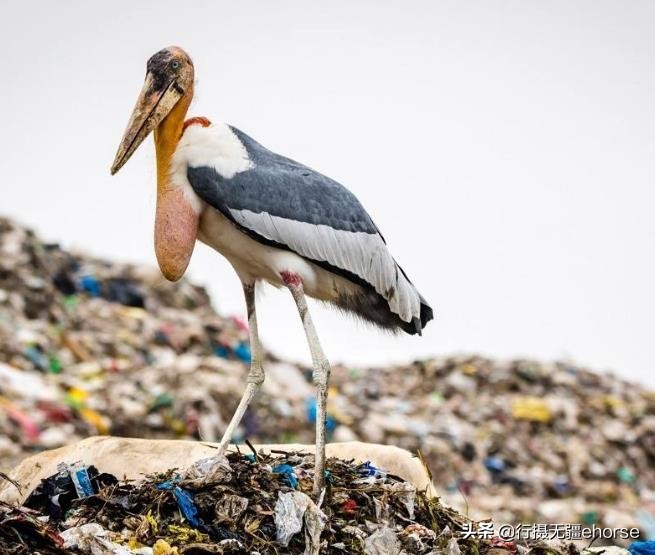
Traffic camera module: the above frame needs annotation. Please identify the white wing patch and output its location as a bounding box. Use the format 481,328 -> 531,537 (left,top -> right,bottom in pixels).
229,209 -> 420,323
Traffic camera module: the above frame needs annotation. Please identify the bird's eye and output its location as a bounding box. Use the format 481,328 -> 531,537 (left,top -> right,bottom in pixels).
171,60 -> 180,69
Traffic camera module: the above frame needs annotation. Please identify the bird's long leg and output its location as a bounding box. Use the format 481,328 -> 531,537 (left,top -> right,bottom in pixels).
216,281 -> 265,454
283,272 -> 331,496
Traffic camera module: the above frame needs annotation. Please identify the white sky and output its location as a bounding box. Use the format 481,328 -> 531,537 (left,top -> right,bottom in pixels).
2,1 -> 654,385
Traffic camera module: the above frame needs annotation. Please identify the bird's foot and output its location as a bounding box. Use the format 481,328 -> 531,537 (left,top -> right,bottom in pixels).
313,485 -> 327,506
312,454 -> 328,499
312,475 -> 325,499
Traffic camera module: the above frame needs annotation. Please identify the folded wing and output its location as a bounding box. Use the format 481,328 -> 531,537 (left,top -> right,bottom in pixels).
186,125 -> 429,328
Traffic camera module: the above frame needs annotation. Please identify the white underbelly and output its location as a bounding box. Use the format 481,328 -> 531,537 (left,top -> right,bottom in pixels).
197,208 -> 361,302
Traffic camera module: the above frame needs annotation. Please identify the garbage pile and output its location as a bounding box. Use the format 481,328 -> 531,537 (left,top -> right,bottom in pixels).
1,217 -> 655,538
3,449 -> 578,555
328,358 -> 655,535
0,216 -> 256,466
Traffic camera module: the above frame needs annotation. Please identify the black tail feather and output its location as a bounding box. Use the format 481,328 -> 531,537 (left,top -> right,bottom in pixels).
333,288 -> 434,336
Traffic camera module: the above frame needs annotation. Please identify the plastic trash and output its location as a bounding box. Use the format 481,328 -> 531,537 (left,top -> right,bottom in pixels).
386,482 -> 416,519
484,457 -> 506,473
149,392 -> 174,412
1,216 -> 655,538
357,461 -> 386,479
1,401 -> 40,442
636,509 -> 655,541
617,466 -> 636,484
214,494 -> 248,524
60,522 -> 138,554
233,342 -> 251,363
274,491 -> 311,546
273,463 -> 299,488
306,397 -> 337,432
24,462 -> 117,519
342,498 -> 358,515
23,345 -> 48,371
0,361 -> 58,401
48,355 -> 62,374
511,397 -> 552,423
156,480 -> 202,528
629,542 -> 655,555
68,461 -> 94,497
582,511 -> 600,525
25,463 -> 79,519
213,345 -> 230,358
104,277 -> 145,308
448,536 -> 462,555
80,275 -> 101,297
173,488 -> 201,528
364,526 -> 401,555
151,539 -> 177,554
273,489 -> 327,553
585,548 -> 630,555
52,268 -> 77,295
4,447 -> 601,554
182,455 -> 232,484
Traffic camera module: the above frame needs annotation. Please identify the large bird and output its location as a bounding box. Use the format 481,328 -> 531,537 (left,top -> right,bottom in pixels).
111,46 -> 433,495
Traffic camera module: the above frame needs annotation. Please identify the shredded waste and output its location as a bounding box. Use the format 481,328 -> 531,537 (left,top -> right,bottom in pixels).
0,217 -> 654,544
2,449 -> 585,555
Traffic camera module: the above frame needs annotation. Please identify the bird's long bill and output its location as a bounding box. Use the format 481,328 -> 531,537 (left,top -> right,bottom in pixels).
110,73 -> 182,174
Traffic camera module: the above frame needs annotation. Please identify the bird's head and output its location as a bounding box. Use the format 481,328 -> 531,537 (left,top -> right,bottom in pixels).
110,46 -> 195,175
111,46 -> 199,283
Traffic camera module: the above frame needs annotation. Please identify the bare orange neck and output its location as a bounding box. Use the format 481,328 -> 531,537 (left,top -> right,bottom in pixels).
153,85 -> 193,191
151,85 -> 199,283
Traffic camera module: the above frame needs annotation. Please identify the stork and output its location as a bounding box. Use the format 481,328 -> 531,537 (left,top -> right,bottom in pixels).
111,46 -> 433,495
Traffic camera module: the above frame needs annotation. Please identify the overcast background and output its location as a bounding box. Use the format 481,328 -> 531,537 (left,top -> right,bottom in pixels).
2,1 -> 654,385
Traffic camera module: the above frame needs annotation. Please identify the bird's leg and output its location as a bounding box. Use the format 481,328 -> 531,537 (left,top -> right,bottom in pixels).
216,281 -> 265,454
282,271 -> 331,497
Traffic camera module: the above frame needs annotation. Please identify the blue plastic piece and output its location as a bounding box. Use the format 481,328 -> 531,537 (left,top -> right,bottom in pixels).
24,346 -> 48,370
80,275 -> 101,297
629,542 -> 655,555
70,466 -> 94,497
552,476 -> 569,495
636,509 -> 655,540
173,487 -> 202,527
156,479 -> 202,528
358,461 -> 386,478
213,345 -> 229,358
272,464 -> 299,488
484,456 -> 506,473
156,477 -> 180,490
306,398 -> 337,432
306,398 -> 317,422
245,454 -> 256,463
234,342 -> 252,363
